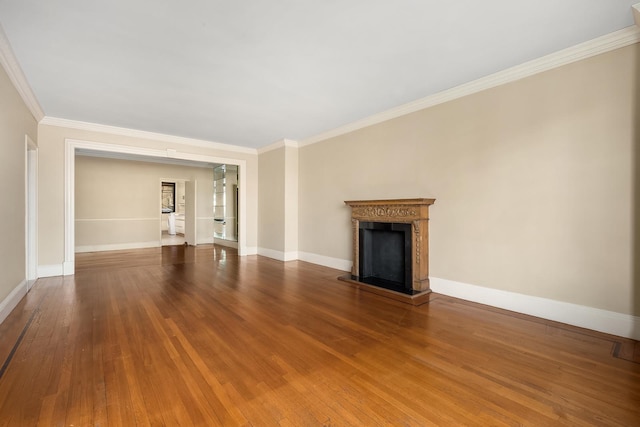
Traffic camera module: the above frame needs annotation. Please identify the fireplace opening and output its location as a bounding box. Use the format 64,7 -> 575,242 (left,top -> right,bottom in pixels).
358,222 -> 414,294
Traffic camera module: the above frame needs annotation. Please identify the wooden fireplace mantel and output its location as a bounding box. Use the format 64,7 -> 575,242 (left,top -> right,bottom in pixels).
345,198 -> 435,293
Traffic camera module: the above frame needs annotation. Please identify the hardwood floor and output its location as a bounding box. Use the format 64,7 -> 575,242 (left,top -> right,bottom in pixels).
0,245 -> 638,426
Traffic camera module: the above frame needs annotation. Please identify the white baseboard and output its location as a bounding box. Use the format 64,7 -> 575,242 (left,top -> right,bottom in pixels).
197,237 -> 215,245
0,280 -> 28,325
38,264 -> 64,278
213,239 -> 238,249
257,248 -> 308,262
297,251 -> 352,272
431,277 -> 640,341
283,251 -> 299,262
243,246 -> 258,256
257,247 -> 286,261
75,241 -> 160,253
253,248 -> 352,270
63,261 -> 74,276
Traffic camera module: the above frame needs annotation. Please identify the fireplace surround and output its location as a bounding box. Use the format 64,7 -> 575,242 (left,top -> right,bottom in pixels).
342,198 -> 435,304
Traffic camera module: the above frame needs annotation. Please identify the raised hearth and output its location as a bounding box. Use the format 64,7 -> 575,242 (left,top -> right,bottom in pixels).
342,198 -> 435,304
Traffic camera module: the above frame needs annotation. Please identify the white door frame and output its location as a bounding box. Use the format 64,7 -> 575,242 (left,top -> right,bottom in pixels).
184,179 -> 197,246
64,138 -> 248,275
159,178 -> 186,246
25,135 -> 38,288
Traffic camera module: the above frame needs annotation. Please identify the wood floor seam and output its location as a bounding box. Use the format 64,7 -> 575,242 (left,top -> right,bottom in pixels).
0,307 -> 39,381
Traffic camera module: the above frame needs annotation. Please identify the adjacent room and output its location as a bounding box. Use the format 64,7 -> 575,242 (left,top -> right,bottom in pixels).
0,2 -> 639,425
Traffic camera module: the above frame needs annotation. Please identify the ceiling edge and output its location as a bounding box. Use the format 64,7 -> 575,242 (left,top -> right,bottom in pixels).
299,25 -> 640,148
40,116 -> 258,155
257,139 -> 299,155
0,23 -> 45,121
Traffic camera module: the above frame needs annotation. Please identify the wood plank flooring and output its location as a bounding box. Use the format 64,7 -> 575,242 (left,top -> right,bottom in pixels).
0,245 -> 638,426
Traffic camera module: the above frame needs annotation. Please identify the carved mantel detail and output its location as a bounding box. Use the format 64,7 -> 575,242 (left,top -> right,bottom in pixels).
345,198 -> 435,293
352,206 -> 417,220
413,220 -> 421,265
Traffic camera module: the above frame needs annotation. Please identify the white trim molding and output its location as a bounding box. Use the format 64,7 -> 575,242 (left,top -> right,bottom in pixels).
64,140 -> 75,275
0,24 -> 44,121
213,239 -> 238,249
38,264 -> 64,278
633,3 -> 640,27
257,248 -> 300,262
300,26 -> 640,147
63,261 -> 74,276
75,217 -> 159,222
42,116 -> 257,155
197,237 -> 215,245
75,241 -> 161,253
0,280 -> 28,325
257,139 -> 298,155
297,252 -> 352,272
257,247 -> 287,261
430,277 -> 640,341
25,135 -> 38,287
283,251 -> 299,262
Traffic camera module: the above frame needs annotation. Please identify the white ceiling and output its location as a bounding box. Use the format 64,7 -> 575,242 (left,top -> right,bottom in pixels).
0,1 -> 638,149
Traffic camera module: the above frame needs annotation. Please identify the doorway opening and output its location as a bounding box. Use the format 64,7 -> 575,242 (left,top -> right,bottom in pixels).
161,179 -> 198,247
161,180 -> 185,246
64,139 -> 249,275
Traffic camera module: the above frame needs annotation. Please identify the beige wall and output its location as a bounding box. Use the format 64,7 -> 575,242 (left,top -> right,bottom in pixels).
0,63 -> 37,302
75,156 -> 215,249
258,144 -> 299,256
283,145 -> 298,255
258,147 -> 285,252
37,124 -> 258,266
298,44 -> 640,316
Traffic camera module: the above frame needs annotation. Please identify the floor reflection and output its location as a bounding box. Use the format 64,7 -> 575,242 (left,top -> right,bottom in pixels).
160,244 -> 233,266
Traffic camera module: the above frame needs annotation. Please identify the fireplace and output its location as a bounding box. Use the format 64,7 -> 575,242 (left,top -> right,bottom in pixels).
342,199 -> 435,303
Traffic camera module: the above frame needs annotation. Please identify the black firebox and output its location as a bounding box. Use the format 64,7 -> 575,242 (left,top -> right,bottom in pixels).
357,221 -> 414,294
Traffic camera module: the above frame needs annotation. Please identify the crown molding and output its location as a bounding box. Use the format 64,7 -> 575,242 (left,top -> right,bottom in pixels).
40,116 -> 258,155
633,3 -> 640,26
0,24 -> 45,121
257,138 -> 299,155
299,26 -> 640,147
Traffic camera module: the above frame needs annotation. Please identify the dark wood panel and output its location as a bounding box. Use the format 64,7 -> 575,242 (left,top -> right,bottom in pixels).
0,245 -> 638,426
